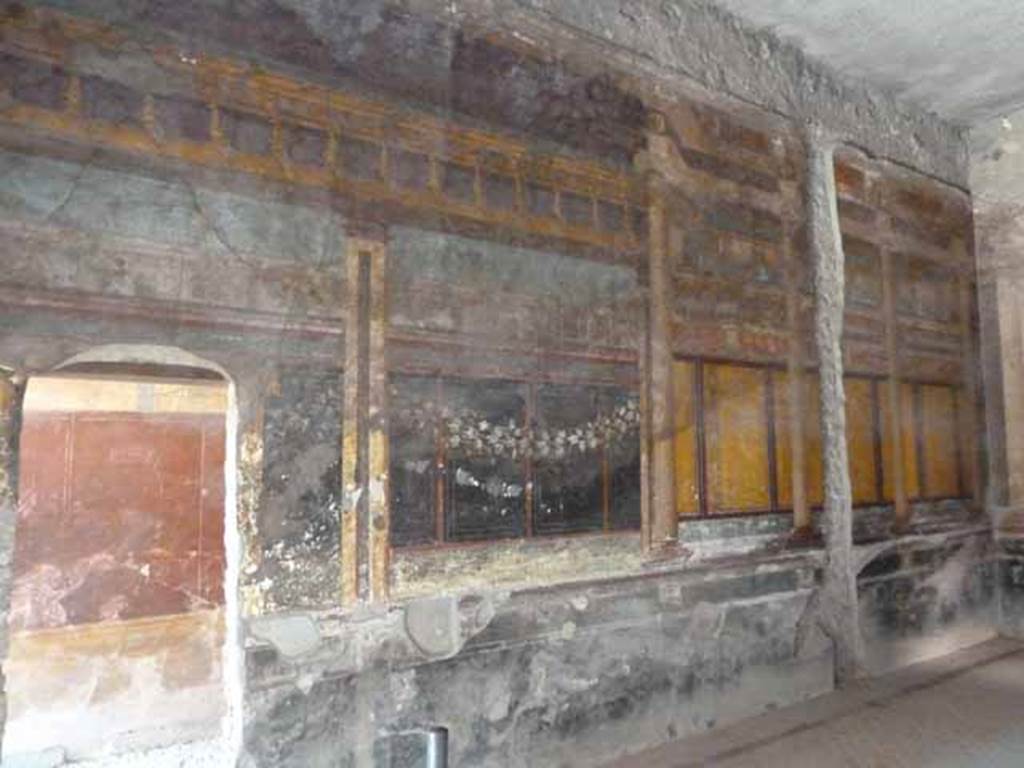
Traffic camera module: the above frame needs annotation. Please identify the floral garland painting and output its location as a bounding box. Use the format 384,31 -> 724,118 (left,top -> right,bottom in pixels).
394,396 -> 640,461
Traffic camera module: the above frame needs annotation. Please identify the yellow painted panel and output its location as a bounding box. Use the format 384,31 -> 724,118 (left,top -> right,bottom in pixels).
704,363 -> 770,513
881,382 -> 920,500
152,382 -> 228,413
879,383 -> 896,501
956,389 -> 974,496
8,609 -> 224,657
845,377 -> 879,504
901,383 -> 921,500
772,371 -> 794,509
804,376 -> 825,508
773,371 -> 824,509
876,382 -> 925,501
25,376 -> 226,414
673,361 -> 700,516
922,385 -> 959,498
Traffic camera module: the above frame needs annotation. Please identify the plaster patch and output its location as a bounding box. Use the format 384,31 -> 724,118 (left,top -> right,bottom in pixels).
404,596 -> 460,658
404,593 -> 502,658
248,614 -> 321,658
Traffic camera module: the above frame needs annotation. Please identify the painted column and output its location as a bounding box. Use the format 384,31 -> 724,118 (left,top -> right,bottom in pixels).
642,113 -> 679,552
0,371 -> 25,751
806,127 -> 865,683
341,232 -> 390,605
881,249 -> 910,531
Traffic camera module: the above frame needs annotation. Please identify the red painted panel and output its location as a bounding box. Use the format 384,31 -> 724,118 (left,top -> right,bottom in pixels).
199,553 -> 225,606
14,415 -> 70,571
200,420 -> 226,560
13,411 -> 226,630
70,415 -> 203,560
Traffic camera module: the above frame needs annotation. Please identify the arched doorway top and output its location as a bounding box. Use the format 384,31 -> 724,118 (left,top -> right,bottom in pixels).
52,344 -> 231,382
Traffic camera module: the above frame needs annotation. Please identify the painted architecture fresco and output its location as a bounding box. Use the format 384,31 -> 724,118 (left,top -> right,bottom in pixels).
0,2 -> 990,766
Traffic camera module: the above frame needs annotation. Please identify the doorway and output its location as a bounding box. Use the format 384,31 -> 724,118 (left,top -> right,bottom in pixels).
4,365 -> 230,761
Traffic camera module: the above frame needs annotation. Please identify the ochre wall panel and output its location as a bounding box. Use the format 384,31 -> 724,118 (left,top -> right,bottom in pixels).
921,385 -> 959,498
804,377 -> 826,508
879,384 -> 897,502
901,383 -> 922,500
955,389 -> 974,497
25,376 -> 228,414
773,372 -> 824,510
845,377 -> 879,505
880,382 -> 921,501
672,361 -> 700,517
836,149 -> 977,513
703,364 -> 770,513
772,371 -> 792,510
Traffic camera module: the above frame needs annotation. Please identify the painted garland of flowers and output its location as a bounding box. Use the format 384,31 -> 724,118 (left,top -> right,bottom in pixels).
394,397 -> 640,460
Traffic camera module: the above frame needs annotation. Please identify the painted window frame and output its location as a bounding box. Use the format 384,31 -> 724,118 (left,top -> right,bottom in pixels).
389,373 -> 641,549
672,357 -> 971,519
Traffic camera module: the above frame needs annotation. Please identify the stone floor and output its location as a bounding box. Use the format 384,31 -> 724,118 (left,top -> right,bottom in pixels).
3,740 -> 231,768
611,637 -> 1024,768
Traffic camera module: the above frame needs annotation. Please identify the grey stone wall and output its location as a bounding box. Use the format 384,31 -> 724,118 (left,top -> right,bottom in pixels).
237,503 -> 996,767
242,538 -> 832,767
860,536 -> 997,672
997,538 -> 1024,638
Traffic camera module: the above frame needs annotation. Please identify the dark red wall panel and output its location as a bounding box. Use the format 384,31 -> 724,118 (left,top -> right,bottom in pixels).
13,412 -> 226,630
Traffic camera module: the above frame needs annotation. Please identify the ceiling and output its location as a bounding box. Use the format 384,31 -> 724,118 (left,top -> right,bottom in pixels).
711,0 -> 1024,126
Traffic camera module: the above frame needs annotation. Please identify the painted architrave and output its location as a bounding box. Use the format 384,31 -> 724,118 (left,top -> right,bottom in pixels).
0,7 -> 643,261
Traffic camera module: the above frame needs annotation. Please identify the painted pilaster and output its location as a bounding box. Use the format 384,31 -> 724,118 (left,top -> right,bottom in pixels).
641,113 -> 679,552
341,233 -> 390,605
880,248 -> 910,531
0,371 -> 25,754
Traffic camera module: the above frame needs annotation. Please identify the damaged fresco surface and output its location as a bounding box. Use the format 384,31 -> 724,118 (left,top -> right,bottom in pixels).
0,1 -> 1004,766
